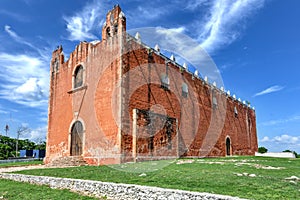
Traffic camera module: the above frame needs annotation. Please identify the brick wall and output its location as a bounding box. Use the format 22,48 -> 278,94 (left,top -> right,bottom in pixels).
120,38 -> 257,160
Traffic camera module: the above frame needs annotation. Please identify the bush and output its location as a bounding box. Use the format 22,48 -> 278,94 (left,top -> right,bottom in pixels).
258,146 -> 268,153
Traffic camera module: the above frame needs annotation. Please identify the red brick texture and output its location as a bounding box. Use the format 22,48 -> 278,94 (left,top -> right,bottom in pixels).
45,5 -> 257,165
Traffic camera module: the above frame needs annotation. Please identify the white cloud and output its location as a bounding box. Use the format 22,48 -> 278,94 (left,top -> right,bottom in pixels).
260,136 -> 270,142
64,0 -> 109,41
0,53 -> 49,107
260,134 -> 300,145
254,85 -> 284,97
4,25 -> 19,39
15,78 -> 45,99
195,0 -> 265,53
274,135 -> 299,144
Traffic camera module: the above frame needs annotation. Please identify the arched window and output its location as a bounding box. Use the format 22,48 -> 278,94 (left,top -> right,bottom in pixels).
70,121 -> 83,156
182,83 -> 188,98
74,65 -> 83,88
160,73 -> 170,90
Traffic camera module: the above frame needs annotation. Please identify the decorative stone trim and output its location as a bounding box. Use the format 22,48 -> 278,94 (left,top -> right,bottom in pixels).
0,173 -> 246,200
67,85 -> 87,94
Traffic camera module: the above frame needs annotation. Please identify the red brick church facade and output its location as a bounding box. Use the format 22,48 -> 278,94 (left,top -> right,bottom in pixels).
45,5 -> 258,165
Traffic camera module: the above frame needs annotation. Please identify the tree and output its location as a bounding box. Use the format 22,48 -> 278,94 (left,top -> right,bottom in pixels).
0,135 -> 17,159
34,137 -> 46,150
15,126 -> 30,157
0,133 -> 46,159
0,143 -> 13,159
258,146 -> 268,154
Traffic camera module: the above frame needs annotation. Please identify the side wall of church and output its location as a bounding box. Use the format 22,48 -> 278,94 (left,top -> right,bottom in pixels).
120,38 -> 258,161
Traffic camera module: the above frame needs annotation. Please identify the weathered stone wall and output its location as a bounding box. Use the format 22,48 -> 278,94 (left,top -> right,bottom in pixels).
0,173 -> 246,200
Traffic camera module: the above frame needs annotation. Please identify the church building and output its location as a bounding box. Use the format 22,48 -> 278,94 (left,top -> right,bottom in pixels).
45,5 -> 258,165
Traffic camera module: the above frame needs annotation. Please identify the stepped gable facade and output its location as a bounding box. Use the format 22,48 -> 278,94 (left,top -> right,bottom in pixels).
45,5 -> 258,165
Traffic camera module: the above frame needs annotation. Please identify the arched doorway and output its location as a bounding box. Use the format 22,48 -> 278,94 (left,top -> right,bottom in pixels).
226,137 -> 231,156
70,121 -> 83,156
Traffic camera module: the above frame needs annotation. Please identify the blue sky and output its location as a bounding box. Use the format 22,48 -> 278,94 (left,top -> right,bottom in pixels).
0,0 -> 299,153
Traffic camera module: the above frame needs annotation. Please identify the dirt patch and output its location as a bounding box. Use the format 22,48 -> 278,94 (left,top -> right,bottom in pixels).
0,165 -> 73,173
234,162 -> 285,170
234,172 -> 257,178
176,160 -> 194,165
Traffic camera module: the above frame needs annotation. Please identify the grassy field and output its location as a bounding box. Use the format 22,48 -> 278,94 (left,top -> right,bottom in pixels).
14,156 -> 300,199
0,179 -> 99,200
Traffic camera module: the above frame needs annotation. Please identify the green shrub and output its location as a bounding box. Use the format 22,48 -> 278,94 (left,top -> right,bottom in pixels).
258,146 -> 268,153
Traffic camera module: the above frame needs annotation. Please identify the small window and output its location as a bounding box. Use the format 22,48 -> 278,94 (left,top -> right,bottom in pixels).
74,65 -> 83,88
160,74 -> 170,90
234,106 -> 238,117
212,96 -> 217,109
182,83 -> 188,98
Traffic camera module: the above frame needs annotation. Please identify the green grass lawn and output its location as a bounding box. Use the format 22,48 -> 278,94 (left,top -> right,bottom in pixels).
14,156 -> 300,199
0,179 -> 99,200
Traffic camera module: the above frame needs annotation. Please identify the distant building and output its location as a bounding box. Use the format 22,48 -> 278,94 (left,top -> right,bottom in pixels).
45,5 -> 258,165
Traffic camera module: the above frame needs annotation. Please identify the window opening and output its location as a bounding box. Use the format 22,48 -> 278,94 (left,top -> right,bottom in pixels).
182,83 -> 188,98
160,74 -> 170,90
74,65 -> 83,88
234,106 -> 238,117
